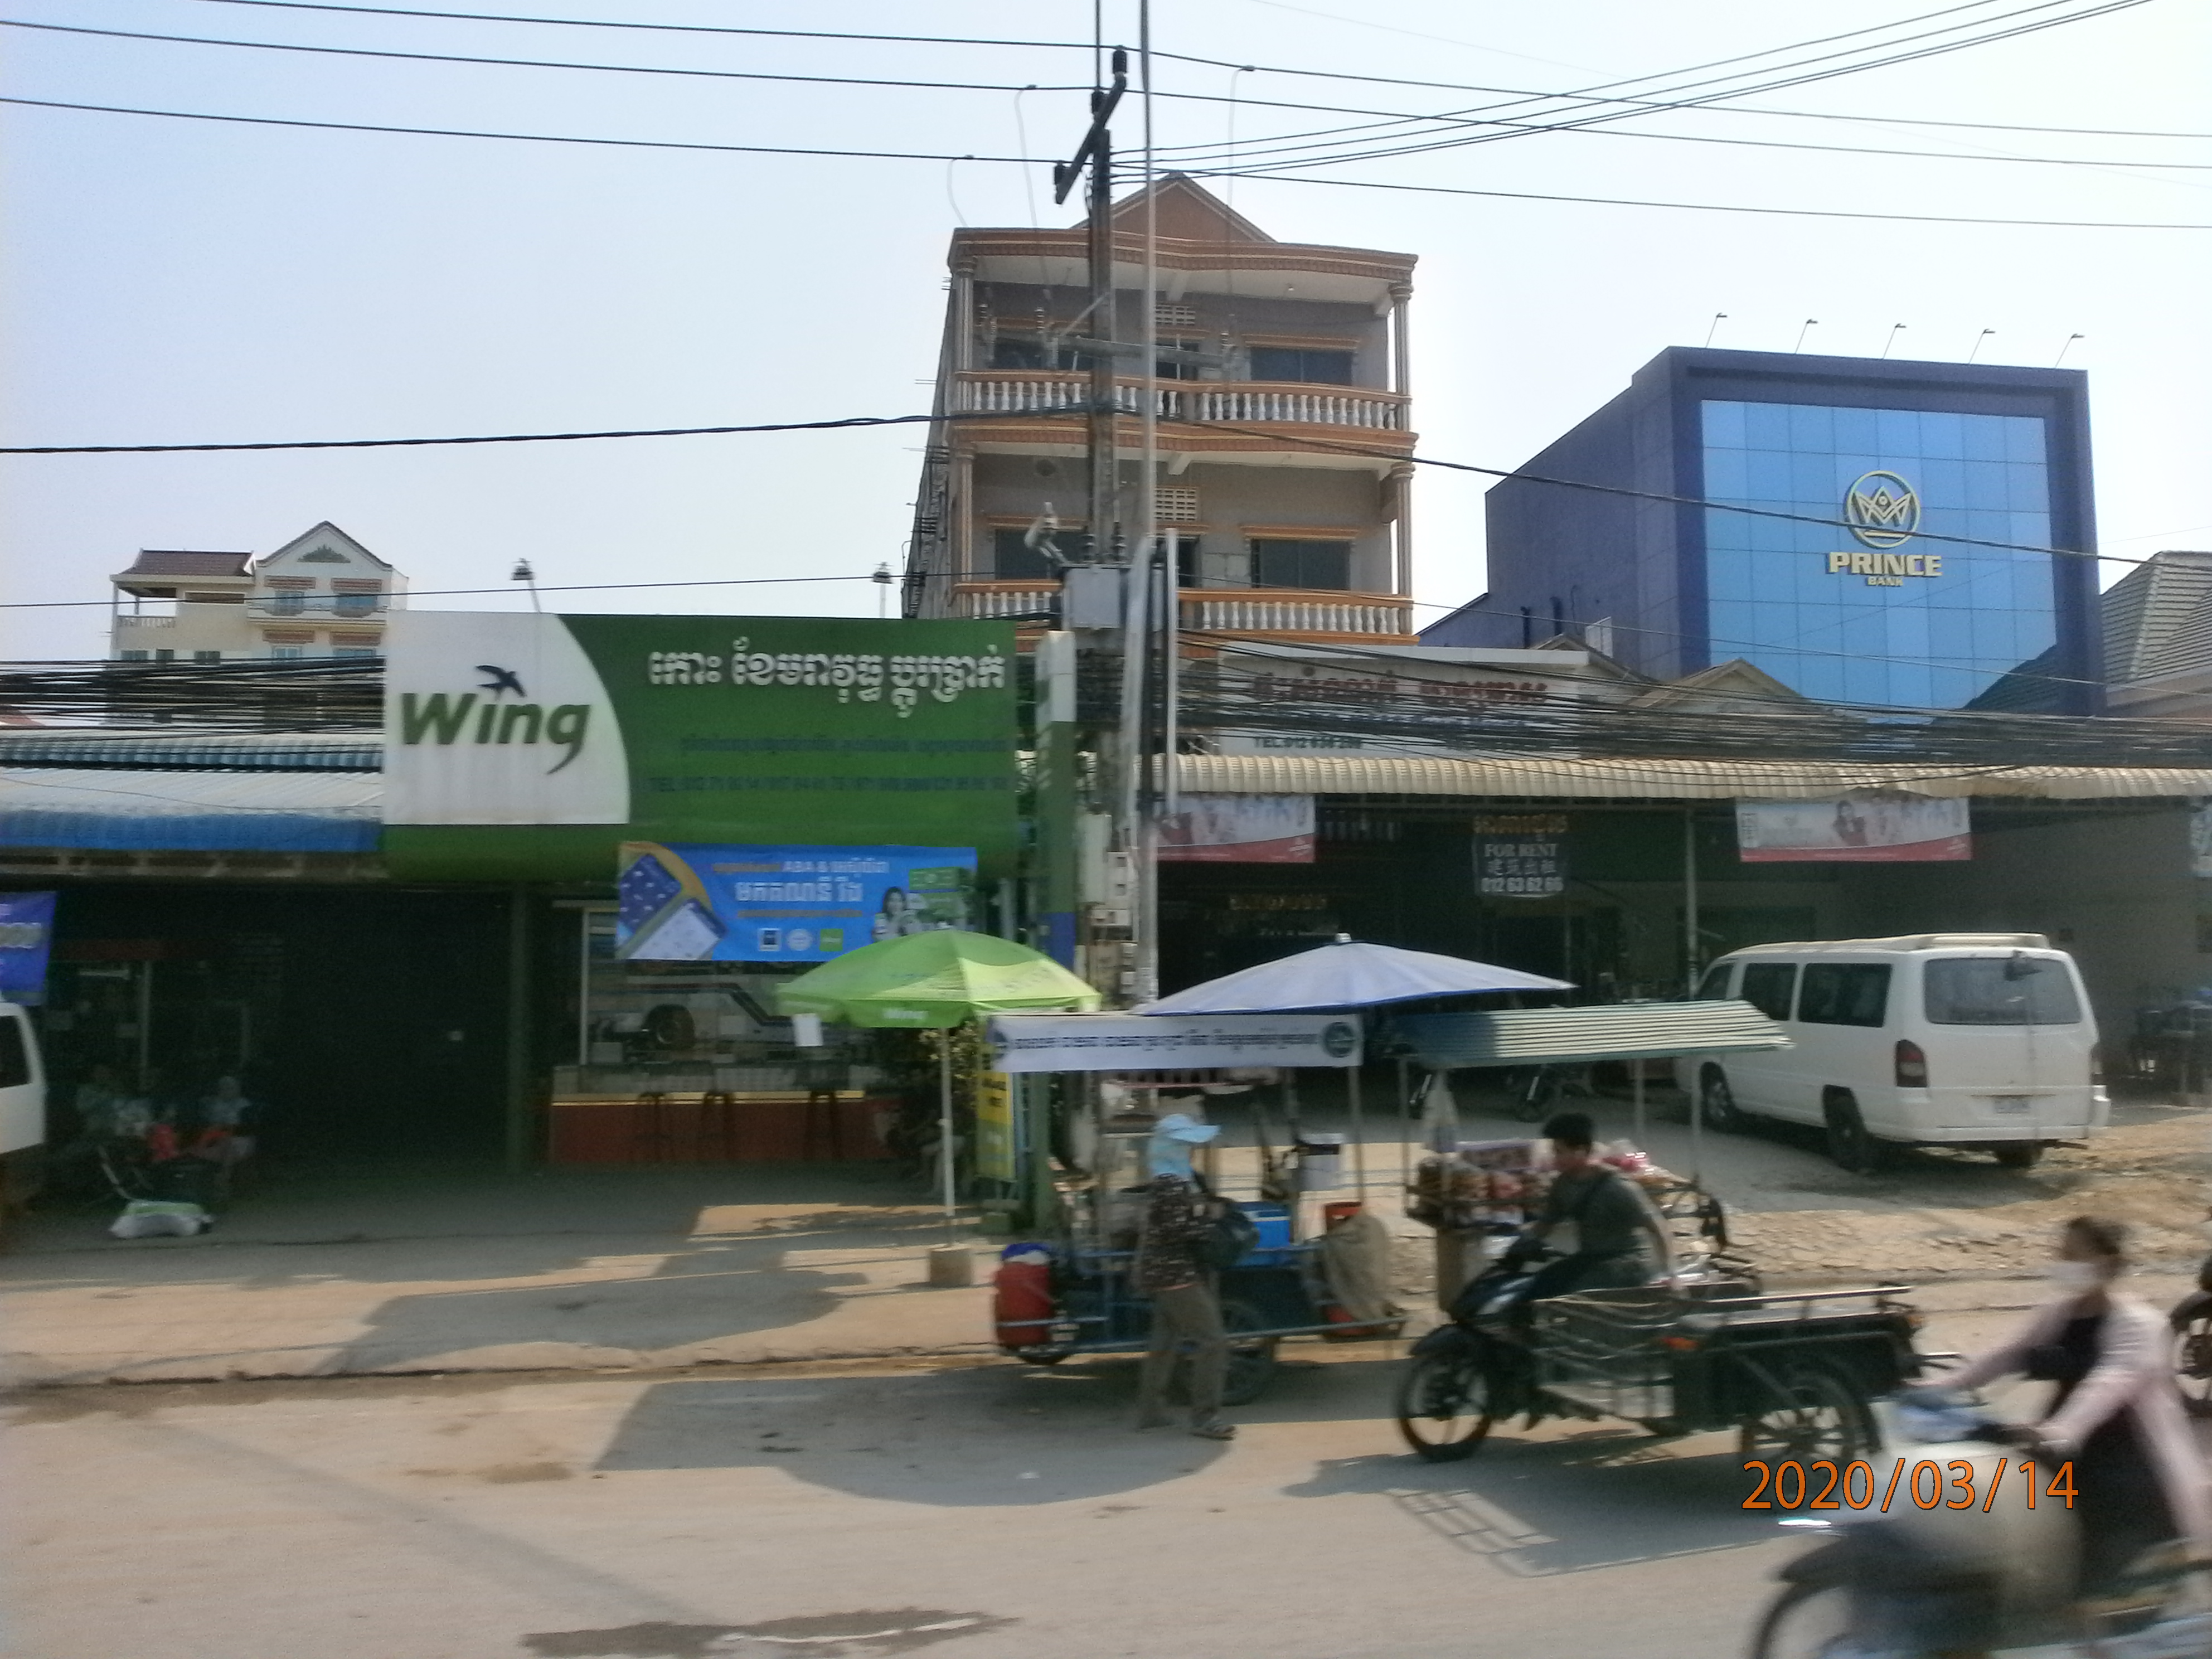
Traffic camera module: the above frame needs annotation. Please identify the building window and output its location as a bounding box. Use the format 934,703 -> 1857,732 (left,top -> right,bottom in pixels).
991,526 -> 1059,581
269,646 -> 305,660
989,336 -> 1086,372
120,649 -> 150,662
154,648 -> 174,663
333,647 -> 379,659
266,591 -> 306,615
1152,343 -> 1207,382
1156,302 -> 1198,327
1250,537 -> 1352,590
193,651 -> 221,663
1249,346 -> 1354,385
1168,535 -> 1201,588
1157,486 -> 1200,523
333,591 -> 378,615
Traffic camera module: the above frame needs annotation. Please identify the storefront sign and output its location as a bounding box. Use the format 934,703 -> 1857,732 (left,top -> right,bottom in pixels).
984,1012 -> 1362,1073
1475,814 -> 1568,898
382,613 -> 1017,880
1205,644 -> 1582,756
1736,795 -> 1970,862
974,1069 -> 1017,1182
1157,794 -> 1314,863
0,891 -> 56,1005
616,842 -> 977,962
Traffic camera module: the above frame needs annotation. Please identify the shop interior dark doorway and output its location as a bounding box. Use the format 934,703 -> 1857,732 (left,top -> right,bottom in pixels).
37,885 -> 513,1162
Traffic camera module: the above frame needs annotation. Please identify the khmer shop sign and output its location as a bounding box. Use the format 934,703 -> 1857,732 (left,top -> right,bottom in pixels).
381,613 -> 1017,880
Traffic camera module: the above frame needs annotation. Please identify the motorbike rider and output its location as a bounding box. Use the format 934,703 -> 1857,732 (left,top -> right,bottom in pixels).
1505,1112 -> 1676,1302
1928,1215 -> 2210,1598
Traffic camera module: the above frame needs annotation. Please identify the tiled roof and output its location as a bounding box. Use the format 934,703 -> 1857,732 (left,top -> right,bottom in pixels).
2102,550 -> 2212,682
115,550 -> 253,580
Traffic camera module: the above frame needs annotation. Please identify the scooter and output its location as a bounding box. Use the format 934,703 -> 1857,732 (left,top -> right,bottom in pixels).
1749,1393 -> 2211,1658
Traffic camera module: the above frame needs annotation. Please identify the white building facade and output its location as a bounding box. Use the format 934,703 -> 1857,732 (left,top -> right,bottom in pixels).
111,522 -> 406,662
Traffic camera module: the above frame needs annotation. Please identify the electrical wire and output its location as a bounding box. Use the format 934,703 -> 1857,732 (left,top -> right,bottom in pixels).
14,18 -> 2200,176
0,404 -> 2148,569
1152,0 -> 2164,175
0,97 -> 1034,166
6,97 -> 2200,232
6,573 -> 884,612
0,19 -> 1090,97
166,0 -> 2212,143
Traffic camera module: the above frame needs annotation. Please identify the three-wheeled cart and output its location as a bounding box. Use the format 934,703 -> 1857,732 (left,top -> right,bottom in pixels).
1398,1272 -> 1924,1462
984,1009 -> 1405,1404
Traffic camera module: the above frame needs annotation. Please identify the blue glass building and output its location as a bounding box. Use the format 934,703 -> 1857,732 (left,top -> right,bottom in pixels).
1424,348 -> 2101,711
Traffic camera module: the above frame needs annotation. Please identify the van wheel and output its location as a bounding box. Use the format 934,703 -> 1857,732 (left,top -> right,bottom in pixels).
1698,1066 -> 1748,1133
1993,1143 -> 2044,1170
1823,1095 -> 1885,1175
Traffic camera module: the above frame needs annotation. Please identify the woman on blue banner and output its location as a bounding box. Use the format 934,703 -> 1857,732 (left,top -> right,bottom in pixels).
871,887 -> 928,942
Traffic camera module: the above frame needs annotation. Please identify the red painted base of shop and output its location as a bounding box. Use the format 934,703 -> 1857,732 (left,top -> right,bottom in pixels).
547,1095 -> 899,1165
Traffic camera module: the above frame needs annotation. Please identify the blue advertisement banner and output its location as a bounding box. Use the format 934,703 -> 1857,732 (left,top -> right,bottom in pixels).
616,843 -> 978,963
0,891 -> 57,1005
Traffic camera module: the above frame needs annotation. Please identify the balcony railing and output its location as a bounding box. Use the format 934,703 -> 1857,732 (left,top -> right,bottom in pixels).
948,581 -> 1413,639
954,372 -> 1406,431
114,614 -> 177,630
245,599 -> 390,619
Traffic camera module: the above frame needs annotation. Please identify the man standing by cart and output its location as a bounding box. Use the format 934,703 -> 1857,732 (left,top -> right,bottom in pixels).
1133,1114 -> 1237,1442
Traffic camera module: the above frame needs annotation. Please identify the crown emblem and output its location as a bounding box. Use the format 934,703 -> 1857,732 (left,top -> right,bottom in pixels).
1845,470 -> 1920,549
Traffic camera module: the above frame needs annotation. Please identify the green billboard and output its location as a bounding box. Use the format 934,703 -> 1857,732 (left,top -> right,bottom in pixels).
381,613 -> 1018,881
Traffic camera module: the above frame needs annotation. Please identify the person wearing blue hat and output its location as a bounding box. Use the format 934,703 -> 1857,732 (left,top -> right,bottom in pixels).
1133,1112 -> 1236,1440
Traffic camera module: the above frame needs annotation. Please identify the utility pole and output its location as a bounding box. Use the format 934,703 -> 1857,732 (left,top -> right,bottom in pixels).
1055,50 -> 1127,570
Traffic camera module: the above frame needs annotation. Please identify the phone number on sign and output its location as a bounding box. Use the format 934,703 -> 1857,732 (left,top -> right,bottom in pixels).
1744,1458 -> 2076,1512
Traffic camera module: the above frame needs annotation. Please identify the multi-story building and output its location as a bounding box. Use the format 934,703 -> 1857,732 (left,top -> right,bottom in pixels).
903,176 -> 1418,643
1423,347 -> 2102,713
111,521 -> 405,662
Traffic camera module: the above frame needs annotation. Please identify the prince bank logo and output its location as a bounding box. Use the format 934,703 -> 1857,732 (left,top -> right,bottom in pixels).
1844,470 -> 1922,549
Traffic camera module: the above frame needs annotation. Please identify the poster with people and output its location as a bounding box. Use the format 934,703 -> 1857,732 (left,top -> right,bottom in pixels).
1735,794 -> 1971,862
615,843 -> 977,962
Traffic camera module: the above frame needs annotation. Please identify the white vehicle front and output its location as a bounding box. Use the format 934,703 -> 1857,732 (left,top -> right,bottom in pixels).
0,1000 -> 48,1219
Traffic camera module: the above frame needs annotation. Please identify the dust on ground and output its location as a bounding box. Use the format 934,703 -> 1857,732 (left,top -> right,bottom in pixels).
1383,1113 -> 2211,1299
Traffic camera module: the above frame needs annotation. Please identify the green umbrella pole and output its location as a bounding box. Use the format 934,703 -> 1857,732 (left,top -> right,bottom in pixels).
939,1037 -> 957,1235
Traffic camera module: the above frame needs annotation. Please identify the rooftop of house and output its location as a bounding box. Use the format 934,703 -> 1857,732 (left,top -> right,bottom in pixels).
2102,550 -> 2212,684
113,550 -> 253,581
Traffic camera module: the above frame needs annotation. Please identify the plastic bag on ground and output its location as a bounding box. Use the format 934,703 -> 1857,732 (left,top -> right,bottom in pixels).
110,1200 -> 211,1239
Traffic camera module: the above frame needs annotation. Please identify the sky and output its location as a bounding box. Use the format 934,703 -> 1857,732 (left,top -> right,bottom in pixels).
2,0 -> 2207,661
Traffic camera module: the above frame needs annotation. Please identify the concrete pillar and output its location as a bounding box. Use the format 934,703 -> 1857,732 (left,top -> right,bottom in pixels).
503,889 -> 535,1172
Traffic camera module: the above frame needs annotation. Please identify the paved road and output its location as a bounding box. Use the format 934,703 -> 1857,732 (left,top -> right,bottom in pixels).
8,1349 -> 1851,1659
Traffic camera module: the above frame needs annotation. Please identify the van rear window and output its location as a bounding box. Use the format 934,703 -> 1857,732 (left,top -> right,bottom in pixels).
1798,963 -> 1891,1027
0,1017 -> 27,1089
1923,957 -> 2083,1026
1739,963 -> 1798,1022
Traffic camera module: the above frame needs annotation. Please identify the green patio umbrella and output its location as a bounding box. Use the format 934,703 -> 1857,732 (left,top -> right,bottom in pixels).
774,930 -> 1098,1227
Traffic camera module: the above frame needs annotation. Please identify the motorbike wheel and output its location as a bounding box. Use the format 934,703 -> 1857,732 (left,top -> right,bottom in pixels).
1508,1069 -> 1559,1125
2175,1314 -> 2212,1418
1739,1363 -> 1875,1466
1394,1347 -> 1496,1462
1747,1582 -> 1852,1659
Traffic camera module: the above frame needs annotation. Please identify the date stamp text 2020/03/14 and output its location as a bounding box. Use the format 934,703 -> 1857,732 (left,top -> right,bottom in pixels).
1745,1458 -> 2076,1513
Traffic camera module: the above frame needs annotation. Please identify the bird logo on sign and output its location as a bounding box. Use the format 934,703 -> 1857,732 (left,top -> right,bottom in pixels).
1845,471 -> 1921,549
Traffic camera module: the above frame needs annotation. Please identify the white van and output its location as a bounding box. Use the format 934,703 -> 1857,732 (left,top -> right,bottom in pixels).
0,1000 -> 47,1217
1687,934 -> 2105,1173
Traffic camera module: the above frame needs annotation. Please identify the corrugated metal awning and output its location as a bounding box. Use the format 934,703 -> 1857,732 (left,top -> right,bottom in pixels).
0,730 -> 380,772
0,769 -> 381,852
1383,1001 -> 1791,1067
1175,753 -> 2212,801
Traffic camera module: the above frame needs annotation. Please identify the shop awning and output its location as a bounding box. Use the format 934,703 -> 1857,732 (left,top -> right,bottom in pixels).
0,729 -> 381,772
1173,753 -> 2212,802
1383,1001 -> 1791,1068
0,768 -> 381,852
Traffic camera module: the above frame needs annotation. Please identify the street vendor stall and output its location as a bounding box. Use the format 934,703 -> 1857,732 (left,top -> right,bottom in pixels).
1382,1000 -> 1793,1304
983,1009 -> 1391,1403
981,937 -> 1582,1403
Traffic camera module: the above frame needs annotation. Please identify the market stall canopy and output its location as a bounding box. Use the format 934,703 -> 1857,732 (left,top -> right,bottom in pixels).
1383,1000 -> 1791,1069
773,929 -> 1099,1029
1138,937 -> 1574,1016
